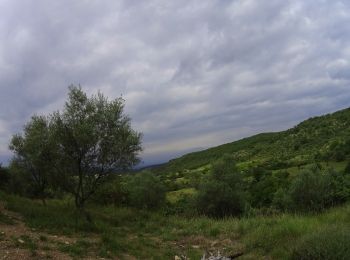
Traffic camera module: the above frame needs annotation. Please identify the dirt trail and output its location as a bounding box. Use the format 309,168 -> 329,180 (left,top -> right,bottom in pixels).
0,203 -> 99,260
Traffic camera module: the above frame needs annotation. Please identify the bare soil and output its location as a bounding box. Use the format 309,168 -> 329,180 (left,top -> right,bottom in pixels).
0,203 -> 103,260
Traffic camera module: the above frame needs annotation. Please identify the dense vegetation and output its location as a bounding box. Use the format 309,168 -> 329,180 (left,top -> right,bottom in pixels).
1,92 -> 350,258
140,107 -> 350,218
153,107 -> 350,174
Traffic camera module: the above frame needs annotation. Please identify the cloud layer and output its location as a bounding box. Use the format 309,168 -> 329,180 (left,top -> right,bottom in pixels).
1,0 -> 350,165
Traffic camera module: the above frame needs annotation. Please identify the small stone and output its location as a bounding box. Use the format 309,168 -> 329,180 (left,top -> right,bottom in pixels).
18,239 -> 25,244
64,241 -> 70,245
175,256 -> 181,260
192,245 -> 200,249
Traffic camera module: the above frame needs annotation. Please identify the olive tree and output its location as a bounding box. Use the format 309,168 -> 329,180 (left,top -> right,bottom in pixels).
51,86 -> 142,211
9,115 -> 55,204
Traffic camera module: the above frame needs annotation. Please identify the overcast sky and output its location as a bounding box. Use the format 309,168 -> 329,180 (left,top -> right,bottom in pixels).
1,0 -> 350,166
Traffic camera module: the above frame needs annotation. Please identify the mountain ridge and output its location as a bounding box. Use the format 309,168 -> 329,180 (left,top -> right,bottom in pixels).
149,106 -> 350,174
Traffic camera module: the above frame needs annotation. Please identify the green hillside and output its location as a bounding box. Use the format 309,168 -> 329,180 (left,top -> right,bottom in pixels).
152,107 -> 350,174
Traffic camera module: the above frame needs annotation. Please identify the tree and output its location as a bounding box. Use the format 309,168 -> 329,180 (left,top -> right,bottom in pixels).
196,155 -> 246,217
51,86 -> 142,212
9,115 -> 55,204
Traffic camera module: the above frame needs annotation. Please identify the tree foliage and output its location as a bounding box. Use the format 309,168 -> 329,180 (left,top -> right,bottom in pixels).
9,116 -> 56,204
10,85 -> 142,210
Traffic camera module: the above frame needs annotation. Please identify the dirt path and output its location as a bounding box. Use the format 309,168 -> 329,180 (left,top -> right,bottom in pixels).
0,203 -> 101,260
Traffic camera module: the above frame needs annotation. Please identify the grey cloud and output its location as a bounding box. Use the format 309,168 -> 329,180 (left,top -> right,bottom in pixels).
0,0 -> 350,165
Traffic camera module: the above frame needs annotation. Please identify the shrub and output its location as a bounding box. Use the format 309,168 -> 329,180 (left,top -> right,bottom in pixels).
125,172 -> 166,209
6,161 -> 34,197
0,165 -> 10,191
196,155 -> 246,217
290,226 -> 350,259
288,167 -> 329,212
92,175 -> 128,206
345,161 -> 350,174
163,195 -> 196,216
246,167 -> 277,207
288,166 -> 350,212
272,188 -> 291,211
324,168 -> 350,206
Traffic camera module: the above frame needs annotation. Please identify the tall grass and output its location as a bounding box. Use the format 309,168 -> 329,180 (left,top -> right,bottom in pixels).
1,191 -> 350,259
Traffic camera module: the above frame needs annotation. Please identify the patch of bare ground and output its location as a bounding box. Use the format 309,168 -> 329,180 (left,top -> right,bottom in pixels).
172,235 -> 245,258
0,203 -> 105,260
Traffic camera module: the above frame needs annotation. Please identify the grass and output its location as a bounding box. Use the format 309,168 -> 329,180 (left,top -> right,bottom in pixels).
166,188 -> 197,203
0,211 -> 15,225
58,239 -> 92,257
1,191 -> 350,259
275,161 -> 348,176
14,234 -> 38,255
290,225 -> 350,259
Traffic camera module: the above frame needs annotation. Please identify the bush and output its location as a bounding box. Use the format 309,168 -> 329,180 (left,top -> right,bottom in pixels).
196,155 -> 246,218
246,167 -> 277,207
92,175 -> 128,206
272,188 -> 291,211
163,195 -> 196,216
6,161 -> 34,197
0,165 -> 10,190
345,161 -> 350,174
324,168 -> 350,206
291,226 -> 350,259
288,166 -> 350,212
288,167 -> 329,212
125,172 -> 166,209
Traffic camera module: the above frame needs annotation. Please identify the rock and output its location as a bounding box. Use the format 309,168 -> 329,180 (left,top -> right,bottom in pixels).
175,256 -> 181,260
17,238 -> 25,244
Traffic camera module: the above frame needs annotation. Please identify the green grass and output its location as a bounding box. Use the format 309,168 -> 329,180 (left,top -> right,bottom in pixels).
174,177 -> 190,185
290,225 -> 350,259
1,191 -> 350,259
166,188 -> 197,203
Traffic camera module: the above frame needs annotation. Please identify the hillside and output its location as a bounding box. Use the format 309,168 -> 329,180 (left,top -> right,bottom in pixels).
150,107 -> 350,174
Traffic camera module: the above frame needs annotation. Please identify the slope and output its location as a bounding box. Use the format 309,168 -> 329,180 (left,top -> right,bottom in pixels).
151,106 -> 350,174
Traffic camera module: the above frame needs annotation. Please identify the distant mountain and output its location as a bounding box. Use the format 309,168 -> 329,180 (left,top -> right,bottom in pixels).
150,107 -> 350,174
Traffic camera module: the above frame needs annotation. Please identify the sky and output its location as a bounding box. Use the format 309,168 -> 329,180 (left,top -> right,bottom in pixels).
0,0 -> 350,166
